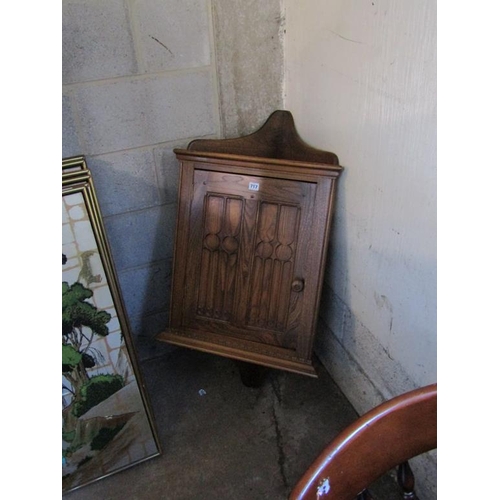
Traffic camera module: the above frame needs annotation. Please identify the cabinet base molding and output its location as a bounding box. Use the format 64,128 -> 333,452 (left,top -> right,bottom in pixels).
156,329 -> 318,377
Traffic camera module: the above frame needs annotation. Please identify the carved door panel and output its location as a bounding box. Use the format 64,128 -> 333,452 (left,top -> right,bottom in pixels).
181,168 -> 317,353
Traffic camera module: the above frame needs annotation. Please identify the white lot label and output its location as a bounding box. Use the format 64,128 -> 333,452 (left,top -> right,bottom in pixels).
248,182 -> 260,191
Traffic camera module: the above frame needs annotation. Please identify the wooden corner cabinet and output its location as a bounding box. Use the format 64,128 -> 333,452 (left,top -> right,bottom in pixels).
156,111 -> 343,377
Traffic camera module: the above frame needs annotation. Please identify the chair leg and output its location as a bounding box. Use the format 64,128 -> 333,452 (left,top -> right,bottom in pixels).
397,461 -> 419,500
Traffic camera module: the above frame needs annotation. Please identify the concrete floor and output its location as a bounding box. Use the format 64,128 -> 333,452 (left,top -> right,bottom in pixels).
64,346 -> 400,500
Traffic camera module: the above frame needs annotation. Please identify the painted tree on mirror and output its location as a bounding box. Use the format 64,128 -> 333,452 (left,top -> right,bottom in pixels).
62,281 -> 111,404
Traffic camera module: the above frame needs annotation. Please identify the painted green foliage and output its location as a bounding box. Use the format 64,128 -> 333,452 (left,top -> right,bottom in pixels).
73,374 -> 125,418
62,279 -> 127,466
62,281 -> 113,410
62,281 -> 111,338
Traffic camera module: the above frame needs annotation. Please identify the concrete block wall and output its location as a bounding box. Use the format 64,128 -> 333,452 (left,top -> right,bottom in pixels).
62,0 -> 284,360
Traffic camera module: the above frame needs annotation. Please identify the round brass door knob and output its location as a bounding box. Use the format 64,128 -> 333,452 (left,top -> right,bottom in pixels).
291,278 -> 305,292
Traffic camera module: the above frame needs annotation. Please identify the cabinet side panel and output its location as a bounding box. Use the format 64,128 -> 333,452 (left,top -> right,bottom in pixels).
296,178 -> 336,358
169,161 -> 195,328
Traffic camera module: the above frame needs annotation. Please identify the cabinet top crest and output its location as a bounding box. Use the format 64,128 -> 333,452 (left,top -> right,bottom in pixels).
174,110 -> 343,173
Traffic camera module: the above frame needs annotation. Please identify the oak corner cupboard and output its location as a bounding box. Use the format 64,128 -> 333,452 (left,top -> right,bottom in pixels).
156,110 -> 343,377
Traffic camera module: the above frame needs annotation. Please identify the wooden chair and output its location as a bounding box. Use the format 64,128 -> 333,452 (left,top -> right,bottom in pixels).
289,383 -> 437,500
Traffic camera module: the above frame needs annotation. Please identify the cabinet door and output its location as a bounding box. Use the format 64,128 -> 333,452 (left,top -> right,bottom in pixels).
181,167 -> 318,355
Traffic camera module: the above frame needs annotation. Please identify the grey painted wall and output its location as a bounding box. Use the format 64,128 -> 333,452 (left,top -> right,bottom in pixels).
62,0 -> 284,360
284,0 -> 436,497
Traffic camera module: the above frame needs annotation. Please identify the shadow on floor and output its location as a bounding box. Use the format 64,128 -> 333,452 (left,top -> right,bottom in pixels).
64,347 -> 400,499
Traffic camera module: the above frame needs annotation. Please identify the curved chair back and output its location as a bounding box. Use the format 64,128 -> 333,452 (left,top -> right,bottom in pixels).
289,383 -> 437,500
